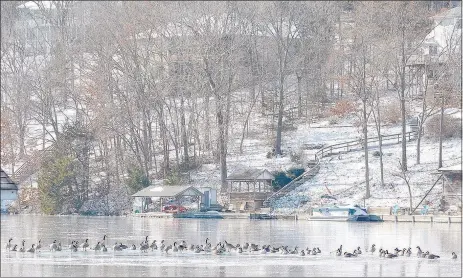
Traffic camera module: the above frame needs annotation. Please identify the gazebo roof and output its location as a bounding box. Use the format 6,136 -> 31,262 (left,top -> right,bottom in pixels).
1,169 -> 18,190
226,168 -> 275,181
132,185 -> 203,198
438,165 -> 461,173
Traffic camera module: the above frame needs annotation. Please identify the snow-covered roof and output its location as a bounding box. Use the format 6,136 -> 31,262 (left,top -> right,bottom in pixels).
1,169 -> 18,191
132,185 -> 202,198
438,165 -> 462,172
18,1 -> 55,10
227,168 -> 275,181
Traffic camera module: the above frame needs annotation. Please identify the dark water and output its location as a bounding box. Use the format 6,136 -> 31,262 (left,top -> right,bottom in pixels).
1,215 -> 461,277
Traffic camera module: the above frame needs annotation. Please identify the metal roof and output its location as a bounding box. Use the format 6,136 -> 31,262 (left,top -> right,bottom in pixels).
132,185 -> 203,198
226,168 -> 275,181
1,169 -> 18,190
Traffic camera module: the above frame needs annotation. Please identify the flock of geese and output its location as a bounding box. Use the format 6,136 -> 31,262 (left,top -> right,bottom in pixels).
4,236 -> 459,260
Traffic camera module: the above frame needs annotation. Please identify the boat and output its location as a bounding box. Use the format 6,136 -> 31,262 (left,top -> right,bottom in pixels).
173,211 -> 224,219
311,205 -> 383,222
249,213 -> 277,220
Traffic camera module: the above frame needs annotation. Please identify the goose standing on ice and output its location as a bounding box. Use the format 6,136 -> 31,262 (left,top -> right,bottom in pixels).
452,252 -> 458,259
19,240 -> 26,252
92,241 -> 101,251
5,238 -> 13,251
131,244 -> 137,250
36,239 -> 42,251
370,244 -> 376,253
113,243 -> 123,251
149,240 -> 157,251
56,242 -> 62,251
164,244 -> 172,254
50,240 -> 58,252
102,244 -> 108,252
11,244 -> 18,251
81,239 -> 89,251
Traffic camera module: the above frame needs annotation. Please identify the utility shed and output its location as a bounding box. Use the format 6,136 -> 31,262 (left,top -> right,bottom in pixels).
438,165 -> 462,206
226,168 -> 275,212
132,185 -> 203,213
1,169 -> 18,213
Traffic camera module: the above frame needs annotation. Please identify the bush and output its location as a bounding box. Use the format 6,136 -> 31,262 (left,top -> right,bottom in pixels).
126,167 -> 150,194
381,102 -> 402,124
425,115 -> 462,138
329,100 -> 356,117
271,168 -> 305,191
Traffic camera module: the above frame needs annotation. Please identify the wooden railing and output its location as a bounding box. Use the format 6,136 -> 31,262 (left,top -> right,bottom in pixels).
11,144 -> 56,185
263,131 -> 417,207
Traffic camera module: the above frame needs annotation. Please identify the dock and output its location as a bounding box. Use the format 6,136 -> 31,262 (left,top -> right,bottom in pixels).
132,212 -> 461,223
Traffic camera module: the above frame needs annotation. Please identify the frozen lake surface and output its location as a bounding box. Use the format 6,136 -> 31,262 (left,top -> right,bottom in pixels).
1,215 -> 461,277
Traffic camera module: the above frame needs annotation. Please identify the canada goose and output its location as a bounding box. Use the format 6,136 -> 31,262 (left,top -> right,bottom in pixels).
19,240 -> 26,252
339,245 -> 343,253
102,235 -> 107,245
335,248 -> 342,256
312,248 -> 318,255
56,242 -> 62,251
356,247 -> 362,254
131,244 -> 137,250
50,240 -> 58,252
385,250 -> 398,258
379,249 -> 384,257
420,251 -> 428,258
149,240 -> 157,251
70,242 -> 78,252
102,244 -> 108,252
92,242 -> 101,251
416,246 -> 423,257
452,252 -> 458,259
307,249 -> 312,255
425,251 -> 440,259
36,239 -> 42,251
81,239 -> 89,251
178,240 -> 187,251
139,242 -> 149,252
119,243 -> 128,249
237,247 -> 243,253
393,248 -> 400,256
5,238 -> 13,251
203,243 -> 211,253
160,240 -> 166,251
352,250 -> 359,257
300,250 -> 305,256
113,243 -> 122,251
242,243 -> 249,251
173,242 -> 179,252
344,252 -> 355,257
26,244 -> 36,253
260,245 -> 269,254
316,247 -> 321,254
406,248 -> 412,257
370,244 -> 376,253
224,241 -> 236,252
11,244 -> 18,251
189,244 -> 195,251
164,244 -> 172,253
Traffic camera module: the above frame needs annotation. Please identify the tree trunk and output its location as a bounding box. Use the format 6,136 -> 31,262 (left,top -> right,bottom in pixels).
180,95 -> 189,167
400,26 -> 407,171
363,99 -> 370,198
297,73 -> 302,118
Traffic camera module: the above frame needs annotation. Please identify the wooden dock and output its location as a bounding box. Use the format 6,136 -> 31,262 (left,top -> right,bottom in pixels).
132,212 -> 461,223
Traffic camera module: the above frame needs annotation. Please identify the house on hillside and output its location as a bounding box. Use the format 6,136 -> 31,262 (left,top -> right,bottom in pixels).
226,168 -> 275,212
406,6 -> 461,98
1,169 -> 18,213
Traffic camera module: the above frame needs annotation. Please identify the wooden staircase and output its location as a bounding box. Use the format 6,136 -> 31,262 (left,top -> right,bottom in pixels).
263,159 -> 320,208
11,144 -> 56,186
263,130 -> 417,208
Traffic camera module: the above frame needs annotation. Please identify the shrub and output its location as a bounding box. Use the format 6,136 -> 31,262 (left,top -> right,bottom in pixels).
271,168 -> 305,191
329,100 -> 356,117
425,115 -> 462,138
381,102 -> 402,124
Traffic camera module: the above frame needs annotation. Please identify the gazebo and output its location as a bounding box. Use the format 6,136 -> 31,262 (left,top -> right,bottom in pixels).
226,168 -> 275,211
438,165 -> 462,207
132,185 -> 203,213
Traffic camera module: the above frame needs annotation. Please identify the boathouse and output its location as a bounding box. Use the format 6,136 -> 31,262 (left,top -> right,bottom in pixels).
226,168 -> 275,212
132,185 -> 203,213
1,169 -> 18,213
